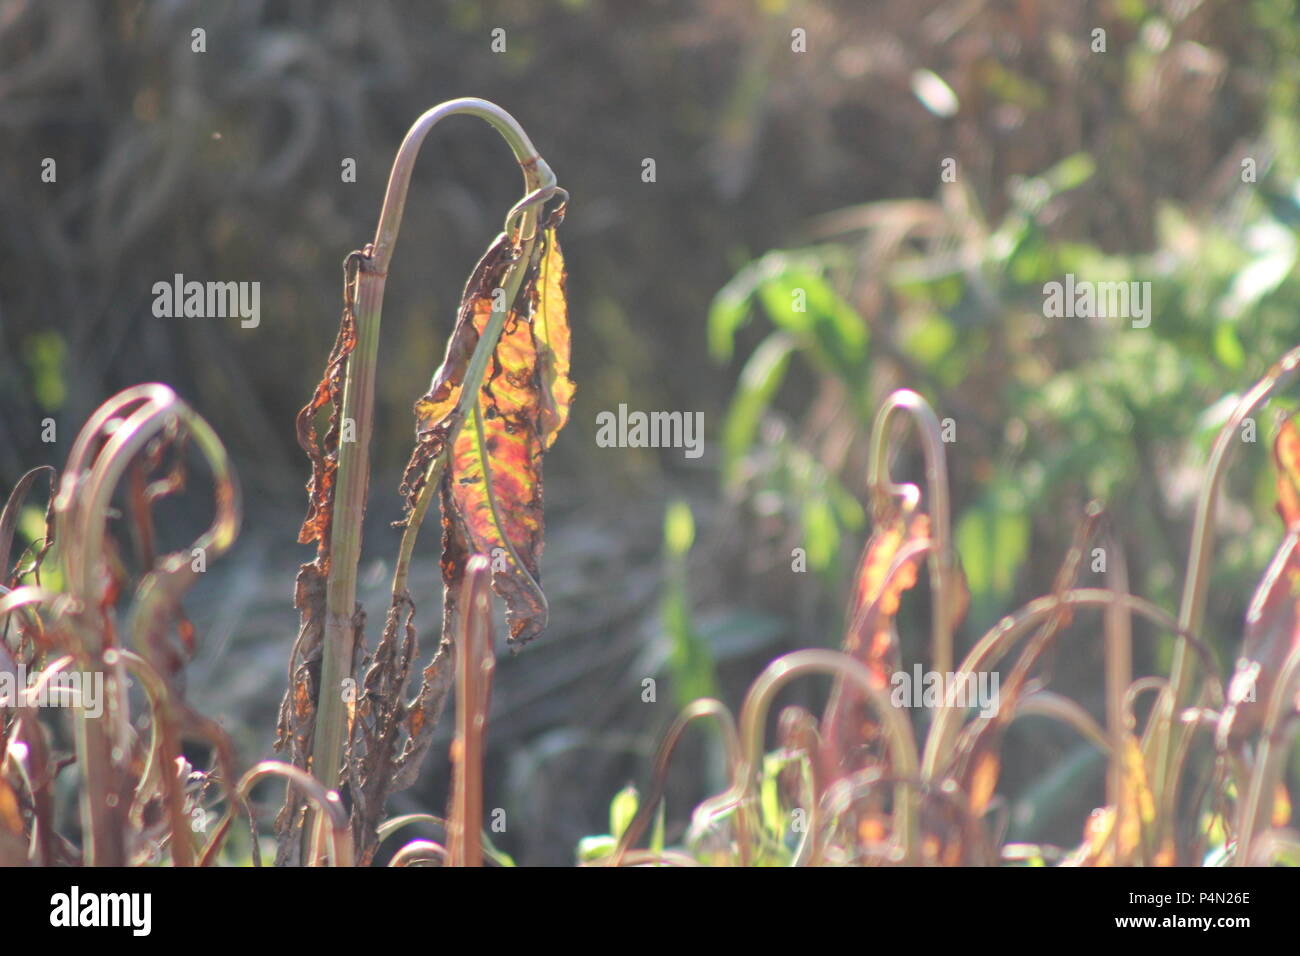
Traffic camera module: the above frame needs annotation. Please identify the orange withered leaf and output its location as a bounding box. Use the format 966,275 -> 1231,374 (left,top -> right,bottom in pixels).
966,748 -> 1000,817
844,509 -> 931,685
402,215 -> 574,646
1273,416 -> 1300,529
531,226 -> 575,449
820,497 -> 930,778
296,252 -> 363,560
444,321 -> 547,644
400,234 -> 518,507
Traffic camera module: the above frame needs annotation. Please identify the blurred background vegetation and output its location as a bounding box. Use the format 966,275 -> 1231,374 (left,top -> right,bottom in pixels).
1,0 -> 1299,863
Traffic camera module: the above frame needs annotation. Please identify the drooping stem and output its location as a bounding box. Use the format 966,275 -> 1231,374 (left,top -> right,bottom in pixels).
311,100 -> 552,799
867,389 -> 955,676
1142,344 -> 1300,837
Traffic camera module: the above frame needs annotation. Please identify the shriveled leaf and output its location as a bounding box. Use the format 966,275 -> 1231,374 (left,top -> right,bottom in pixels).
844,508 -> 931,688
296,252 -> 364,560
446,394 -> 546,644
820,496 -> 929,777
278,249 -> 365,861
531,226 -> 575,448
1219,531 -> 1300,747
967,748 -> 1000,817
1273,416 -> 1300,530
403,221 -> 573,647
401,235 -> 518,507
0,777 -> 22,836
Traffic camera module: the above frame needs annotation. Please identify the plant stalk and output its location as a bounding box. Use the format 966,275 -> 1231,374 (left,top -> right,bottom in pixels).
311,99 -> 552,800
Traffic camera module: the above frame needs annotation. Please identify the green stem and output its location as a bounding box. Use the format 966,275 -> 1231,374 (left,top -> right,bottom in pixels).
311,99 -> 551,799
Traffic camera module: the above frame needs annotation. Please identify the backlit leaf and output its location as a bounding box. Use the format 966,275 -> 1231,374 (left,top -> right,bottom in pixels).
1273,416 -> 1300,529
531,226 -> 575,449
402,218 -> 574,647
820,495 -> 929,777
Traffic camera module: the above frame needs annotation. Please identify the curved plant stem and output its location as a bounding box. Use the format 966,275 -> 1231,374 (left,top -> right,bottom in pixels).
240,761 -> 353,867
389,839 -> 448,867
1233,643 -> 1300,865
868,389 -> 955,676
1143,343 -> 1300,835
608,698 -> 742,867
921,588 -> 1213,781
447,556 -> 494,868
313,99 -> 553,801
53,384 -> 240,866
1103,532 -> 1131,862
697,649 -> 920,864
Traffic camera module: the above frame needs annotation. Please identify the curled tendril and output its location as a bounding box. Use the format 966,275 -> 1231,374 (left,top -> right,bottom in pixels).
607,698 -> 742,868
238,761 -> 353,868
867,389 -> 955,676
389,839 -> 448,867
922,589 -> 1221,781
691,649 -> 920,865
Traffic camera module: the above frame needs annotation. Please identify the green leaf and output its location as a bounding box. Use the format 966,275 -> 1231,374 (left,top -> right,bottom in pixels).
609,784 -> 639,840
956,486 -> 1030,600
576,835 -> 617,863
722,331 -> 795,483
664,499 -> 695,557
801,494 -> 839,574
650,803 -> 665,855
1213,322 -> 1246,370
662,500 -> 717,708
756,269 -> 868,389
1218,220 -> 1297,319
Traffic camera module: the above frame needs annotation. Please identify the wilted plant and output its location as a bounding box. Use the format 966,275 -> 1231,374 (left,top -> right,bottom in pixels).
275,97 -> 572,864
590,346 -> 1300,866
0,384 -> 244,866
1,98 -> 571,870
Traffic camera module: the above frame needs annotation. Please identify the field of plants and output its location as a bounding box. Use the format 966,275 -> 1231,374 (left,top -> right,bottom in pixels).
0,0 -> 1298,892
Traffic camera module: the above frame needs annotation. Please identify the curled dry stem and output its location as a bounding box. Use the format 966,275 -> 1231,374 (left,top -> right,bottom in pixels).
1233,642 -> 1300,865
240,761 -> 352,867
922,589 -> 1220,782
607,698 -> 742,868
868,389 -> 955,676
1146,343 -> 1300,825
389,839 -> 448,867
696,649 -> 920,865
53,384 -> 239,866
